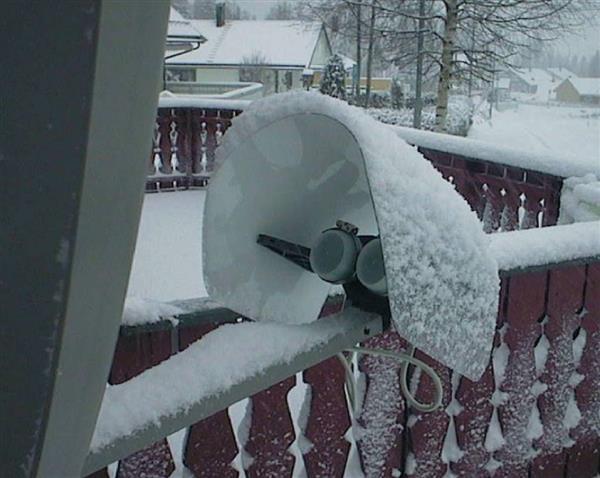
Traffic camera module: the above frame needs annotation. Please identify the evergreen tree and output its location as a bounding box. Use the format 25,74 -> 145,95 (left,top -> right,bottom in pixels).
319,54 -> 347,99
578,55 -> 588,76
588,50 -> 600,77
266,1 -> 298,20
569,54 -> 580,74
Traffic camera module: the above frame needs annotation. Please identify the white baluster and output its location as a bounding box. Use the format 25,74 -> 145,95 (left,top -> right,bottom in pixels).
169,113 -> 178,172
215,123 -> 223,146
200,122 -> 208,173
152,122 -> 161,174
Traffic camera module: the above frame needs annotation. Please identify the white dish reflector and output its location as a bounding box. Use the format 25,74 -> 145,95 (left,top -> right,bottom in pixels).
203,92 -> 499,380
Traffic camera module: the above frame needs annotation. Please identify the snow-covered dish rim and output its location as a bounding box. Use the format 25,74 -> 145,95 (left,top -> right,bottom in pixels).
205,91 -> 500,380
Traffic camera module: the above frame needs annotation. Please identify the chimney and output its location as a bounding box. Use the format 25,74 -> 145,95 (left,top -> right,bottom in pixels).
216,2 -> 225,28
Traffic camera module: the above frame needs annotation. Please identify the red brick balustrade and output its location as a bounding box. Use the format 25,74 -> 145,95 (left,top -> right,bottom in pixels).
84,106 -> 600,477
90,264 -> 599,477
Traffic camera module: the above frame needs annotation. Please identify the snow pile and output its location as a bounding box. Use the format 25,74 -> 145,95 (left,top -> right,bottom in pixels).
467,103 -> 599,177
122,297 -> 184,326
91,308 -> 373,451
367,95 -> 473,136
489,221 -> 600,272
127,190 -> 207,302
559,174 -> 600,224
210,91 -> 499,380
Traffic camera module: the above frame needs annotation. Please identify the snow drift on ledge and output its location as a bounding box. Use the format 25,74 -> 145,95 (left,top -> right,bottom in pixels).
204,91 -> 499,380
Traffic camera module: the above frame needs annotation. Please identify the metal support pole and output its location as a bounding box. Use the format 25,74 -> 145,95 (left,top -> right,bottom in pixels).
355,0 -> 362,100
0,2 -> 169,476
413,0 -> 425,129
489,56 -> 496,120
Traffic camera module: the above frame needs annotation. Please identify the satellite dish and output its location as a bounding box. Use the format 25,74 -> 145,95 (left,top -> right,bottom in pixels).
203,92 -> 499,380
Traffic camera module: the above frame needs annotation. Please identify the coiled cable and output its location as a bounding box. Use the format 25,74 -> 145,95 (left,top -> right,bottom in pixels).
337,345 -> 444,415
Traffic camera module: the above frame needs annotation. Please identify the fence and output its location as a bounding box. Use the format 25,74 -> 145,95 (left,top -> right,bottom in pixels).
87,101 -> 600,477
87,264 -> 600,478
146,100 -> 244,191
145,101 -> 573,233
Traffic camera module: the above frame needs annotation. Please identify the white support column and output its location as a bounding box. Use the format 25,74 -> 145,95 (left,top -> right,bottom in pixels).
0,2 -> 169,476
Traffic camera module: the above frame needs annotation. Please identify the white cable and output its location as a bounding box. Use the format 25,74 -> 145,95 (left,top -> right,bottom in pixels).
342,346 -> 444,414
336,352 -> 357,414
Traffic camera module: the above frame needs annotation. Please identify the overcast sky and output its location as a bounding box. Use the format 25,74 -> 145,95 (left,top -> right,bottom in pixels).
233,0 -> 281,18
557,26 -> 600,57
233,0 -> 599,56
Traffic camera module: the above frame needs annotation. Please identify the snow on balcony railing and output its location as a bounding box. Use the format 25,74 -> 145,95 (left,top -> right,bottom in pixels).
392,125 -> 600,179
490,221 -> 600,274
164,81 -> 264,100
87,243 -> 600,477
146,98 -> 595,233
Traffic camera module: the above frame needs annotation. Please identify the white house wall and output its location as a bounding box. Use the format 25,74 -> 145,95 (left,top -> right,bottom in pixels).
195,67 -> 239,82
309,29 -> 333,68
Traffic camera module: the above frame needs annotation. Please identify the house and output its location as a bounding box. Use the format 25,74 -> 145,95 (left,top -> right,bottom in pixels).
165,11 -> 339,95
555,77 -> 600,105
499,68 -> 556,101
165,7 -> 205,60
545,67 -> 577,82
496,78 -> 511,101
347,77 -> 394,94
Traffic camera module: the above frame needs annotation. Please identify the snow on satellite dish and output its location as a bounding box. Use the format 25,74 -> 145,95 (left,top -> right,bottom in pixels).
203,91 -> 499,380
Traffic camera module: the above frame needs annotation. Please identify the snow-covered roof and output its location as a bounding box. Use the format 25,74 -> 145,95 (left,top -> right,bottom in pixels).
568,77 -> 600,97
167,20 -> 326,68
546,67 -> 577,81
168,7 -> 204,41
339,54 -> 357,71
509,67 -> 554,87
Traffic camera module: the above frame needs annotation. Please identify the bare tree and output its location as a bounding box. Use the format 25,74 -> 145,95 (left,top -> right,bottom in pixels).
302,0 -> 387,105
355,0 -> 362,98
306,0 -> 596,132
187,0 -> 251,20
266,1 -> 301,20
364,0 -> 378,106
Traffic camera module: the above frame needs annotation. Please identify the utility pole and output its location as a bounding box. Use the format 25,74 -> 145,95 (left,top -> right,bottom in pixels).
355,0 -> 362,100
489,55 -> 496,120
365,0 -> 376,108
413,0 -> 425,128
467,20 -> 475,97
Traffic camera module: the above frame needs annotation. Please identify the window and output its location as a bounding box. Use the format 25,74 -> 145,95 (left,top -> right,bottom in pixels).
165,67 -> 196,82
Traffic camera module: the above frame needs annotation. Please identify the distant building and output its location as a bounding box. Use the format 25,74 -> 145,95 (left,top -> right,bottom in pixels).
347,77 -> 393,94
496,78 -> 510,101
545,67 -> 577,83
555,78 -> 600,105
165,7 -> 205,57
165,9 -> 346,95
499,68 -> 558,102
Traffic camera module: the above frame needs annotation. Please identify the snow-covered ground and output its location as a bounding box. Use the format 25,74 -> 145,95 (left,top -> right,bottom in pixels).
123,190 -> 363,478
469,103 -> 600,165
127,191 -> 207,302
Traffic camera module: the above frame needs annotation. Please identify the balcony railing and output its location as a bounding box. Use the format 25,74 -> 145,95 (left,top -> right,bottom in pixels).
86,99 -> 600,478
